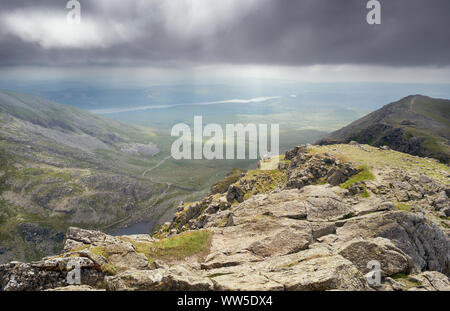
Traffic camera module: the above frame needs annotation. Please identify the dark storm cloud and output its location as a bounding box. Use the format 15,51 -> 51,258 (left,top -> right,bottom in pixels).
0,0 -> 449,67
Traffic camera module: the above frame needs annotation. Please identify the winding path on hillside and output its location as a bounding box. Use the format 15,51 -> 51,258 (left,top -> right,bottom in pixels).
142,155 -> 172,177
142,155 -> 194,192
409,96 -> 416,111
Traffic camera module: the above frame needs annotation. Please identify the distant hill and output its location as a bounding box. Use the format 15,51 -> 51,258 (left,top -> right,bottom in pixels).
0,90 -> 158,150
316,95 -> 450,163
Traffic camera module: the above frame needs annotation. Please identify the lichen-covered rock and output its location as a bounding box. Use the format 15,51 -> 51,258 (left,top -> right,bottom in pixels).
266,255 -> 369,291
337,212 -> 450,275
226,184 -> 245,203
300,185 -> 355,221
337,237 -> 413,276
2,144 -> 450,292
63,227 -> 112,252
405,271 -> 450,291
285,150 -> 358,189
104,266 -> 213,291
0,257 -> 103,291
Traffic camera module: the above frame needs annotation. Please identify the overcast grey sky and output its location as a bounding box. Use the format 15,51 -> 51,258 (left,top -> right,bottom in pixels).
1,0 -> 449,83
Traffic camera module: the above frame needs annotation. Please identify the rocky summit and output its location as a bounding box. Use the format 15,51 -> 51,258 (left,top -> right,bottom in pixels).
1,144 -> 449,291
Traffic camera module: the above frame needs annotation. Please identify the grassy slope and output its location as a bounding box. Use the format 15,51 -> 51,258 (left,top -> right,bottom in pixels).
0,91 -> 154,143
309,144 -> 450,185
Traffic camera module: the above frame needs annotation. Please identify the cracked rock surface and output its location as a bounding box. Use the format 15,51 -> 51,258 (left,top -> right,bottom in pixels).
1,144 -> 449,291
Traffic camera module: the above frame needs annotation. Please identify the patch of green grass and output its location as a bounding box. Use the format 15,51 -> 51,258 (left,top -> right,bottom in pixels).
127,230 -> 213,263
392,273 -> 408,280
89,246 -> 110,260
127,240 -> 154,262
315,177 -> 328,185
396,203 -> 411,212
100,263 -> 117,276
278,154 -> 291,166
361,189 -> 370,198
151,230 -> 212,261
392,273 -> 422,288
338,165 -> 374,198
241,168 -> 287,200
340,165 -> 375,189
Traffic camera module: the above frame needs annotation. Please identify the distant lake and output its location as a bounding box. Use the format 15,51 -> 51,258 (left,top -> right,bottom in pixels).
110,218 -> 157,236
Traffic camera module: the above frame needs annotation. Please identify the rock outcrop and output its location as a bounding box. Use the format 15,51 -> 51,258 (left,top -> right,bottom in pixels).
1,144 -> 449,291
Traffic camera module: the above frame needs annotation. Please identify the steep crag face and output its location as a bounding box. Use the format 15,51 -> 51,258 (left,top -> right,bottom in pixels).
1,144 -> 449,291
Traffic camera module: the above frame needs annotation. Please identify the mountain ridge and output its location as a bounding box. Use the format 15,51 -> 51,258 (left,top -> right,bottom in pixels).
316,95 -> 450,163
